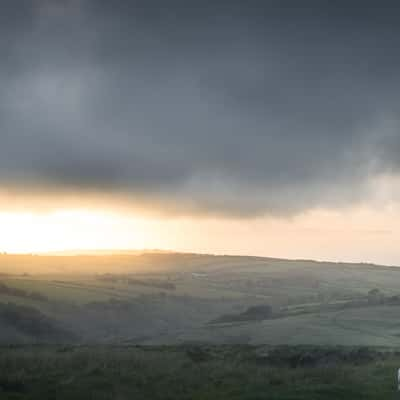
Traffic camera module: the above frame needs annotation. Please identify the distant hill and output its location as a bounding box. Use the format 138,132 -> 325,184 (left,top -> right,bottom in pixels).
38,249 -> 173,256
2,251 -> 400,346
0,251 -> 397,276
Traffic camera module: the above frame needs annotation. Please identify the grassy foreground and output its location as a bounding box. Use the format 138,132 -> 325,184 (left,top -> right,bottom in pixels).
0,345 -> 399,399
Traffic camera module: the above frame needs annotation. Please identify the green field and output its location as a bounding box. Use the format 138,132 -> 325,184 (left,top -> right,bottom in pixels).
2,252 -> 400,346
2,253 -> 400,398
0,345 -> 399,400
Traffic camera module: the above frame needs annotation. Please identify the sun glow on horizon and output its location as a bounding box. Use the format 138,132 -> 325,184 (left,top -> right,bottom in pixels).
1,204 -> 400,266
0,209 -> 157,254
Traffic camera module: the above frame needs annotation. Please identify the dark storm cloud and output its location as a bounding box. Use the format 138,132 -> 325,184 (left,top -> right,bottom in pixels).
1,0 -> 400,215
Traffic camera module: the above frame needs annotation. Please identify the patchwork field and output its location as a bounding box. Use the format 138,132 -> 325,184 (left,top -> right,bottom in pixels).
1,252 -> 400,345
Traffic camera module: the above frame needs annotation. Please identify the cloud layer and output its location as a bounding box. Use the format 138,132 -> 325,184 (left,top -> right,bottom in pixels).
1,0 -> 400,216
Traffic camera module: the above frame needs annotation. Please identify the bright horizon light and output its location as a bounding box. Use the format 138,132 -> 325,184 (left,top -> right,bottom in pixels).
0,210 -> 156,254
1,204 -> 400,266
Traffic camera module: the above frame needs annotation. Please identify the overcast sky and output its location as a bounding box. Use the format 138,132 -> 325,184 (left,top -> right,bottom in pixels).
1,0 -> 399,217
1,1 -> 400,263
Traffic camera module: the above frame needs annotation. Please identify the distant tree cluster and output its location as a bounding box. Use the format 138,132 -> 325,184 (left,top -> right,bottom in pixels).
210,304 -> 273,324
367,288 -> 400,306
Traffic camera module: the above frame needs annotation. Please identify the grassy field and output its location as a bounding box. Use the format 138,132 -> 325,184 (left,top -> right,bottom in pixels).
170,305 -> 400,347
2,253 -> 400,398
2,252 -> 400,345
0,345 -> 399,400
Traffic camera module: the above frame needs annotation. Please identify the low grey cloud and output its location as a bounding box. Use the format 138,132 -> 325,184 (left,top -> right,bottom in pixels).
1,0 -> 400,216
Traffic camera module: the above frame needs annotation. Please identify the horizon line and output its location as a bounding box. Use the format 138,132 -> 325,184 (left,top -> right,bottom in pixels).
0,247 -> 398,269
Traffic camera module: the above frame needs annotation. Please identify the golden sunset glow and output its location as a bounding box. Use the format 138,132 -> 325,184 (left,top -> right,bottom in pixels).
0,203 -> 399,266
1,174 -> 399,258
0,210 -> 149,254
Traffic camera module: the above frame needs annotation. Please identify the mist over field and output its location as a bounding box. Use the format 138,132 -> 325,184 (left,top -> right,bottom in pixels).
1,251 -> 400,346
